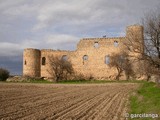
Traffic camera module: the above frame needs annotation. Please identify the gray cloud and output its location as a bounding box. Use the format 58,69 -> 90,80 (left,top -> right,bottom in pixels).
0,0 -> 159,74
0,56 -> 23,75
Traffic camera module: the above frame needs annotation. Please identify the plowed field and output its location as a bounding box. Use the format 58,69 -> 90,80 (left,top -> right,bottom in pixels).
0,83 -> 138,120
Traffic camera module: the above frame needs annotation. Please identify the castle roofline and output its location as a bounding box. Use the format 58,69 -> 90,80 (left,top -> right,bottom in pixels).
24,48 -> 40,51
127,24 -> 143,28
41,49 -> 74,52
81,37 -> 125,40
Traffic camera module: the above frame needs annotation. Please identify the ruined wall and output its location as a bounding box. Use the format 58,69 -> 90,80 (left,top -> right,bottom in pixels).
40,49 -> 72,78
23,25 -> 144,80
71,37 -> 126,79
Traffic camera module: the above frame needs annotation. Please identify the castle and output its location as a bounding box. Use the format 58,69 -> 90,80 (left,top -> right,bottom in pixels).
23,25 -> 144,80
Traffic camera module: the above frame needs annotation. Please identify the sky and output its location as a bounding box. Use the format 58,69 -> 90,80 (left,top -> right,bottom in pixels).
0,0 -> 160,75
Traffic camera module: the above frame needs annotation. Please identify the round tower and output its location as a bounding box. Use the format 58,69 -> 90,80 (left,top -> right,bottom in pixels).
23,48 -> 41,77
126,25 -> 145,79
126,25 -> 144,53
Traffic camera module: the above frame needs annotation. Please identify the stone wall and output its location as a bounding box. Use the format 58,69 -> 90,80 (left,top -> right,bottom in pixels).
72,37 -> 126,79
23,25 -> 144,80
40,49 -> 71,78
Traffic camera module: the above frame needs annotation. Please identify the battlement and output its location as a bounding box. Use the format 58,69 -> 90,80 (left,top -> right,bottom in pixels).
82,37 -> 125,40
41,49 -> 73,52
24,48 -> 40,51
127,24 -> 142,28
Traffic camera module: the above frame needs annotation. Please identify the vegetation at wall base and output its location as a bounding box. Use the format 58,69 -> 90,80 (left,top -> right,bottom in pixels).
57,80 -> 145,84
129,82 -> 160,120
21,79 -> 53,83
2,79 -> 148,84
4,75 -> 55,83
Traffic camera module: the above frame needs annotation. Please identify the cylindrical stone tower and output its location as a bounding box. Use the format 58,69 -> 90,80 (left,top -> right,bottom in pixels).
126,25 -> 144,79
23,48 -> 41,77
126,25 -> 144,53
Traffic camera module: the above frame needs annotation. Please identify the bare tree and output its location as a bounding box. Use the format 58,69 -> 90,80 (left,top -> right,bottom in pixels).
142,11 -> 160,69
109,52 -> 134,80
47,55 -> 74,82
124,10 -> 160,79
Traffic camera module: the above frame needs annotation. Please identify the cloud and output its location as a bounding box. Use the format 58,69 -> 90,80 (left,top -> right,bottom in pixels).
32,1 -> 92,30
0,42 -> 23,56
46,34 -> 79,44
0,0 -> 160,74
0,56 -> 22,75
0,34 -> 79,57
32,0 -> 160,31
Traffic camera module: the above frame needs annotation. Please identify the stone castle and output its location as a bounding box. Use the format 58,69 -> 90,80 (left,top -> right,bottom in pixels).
23,25 -> 144,80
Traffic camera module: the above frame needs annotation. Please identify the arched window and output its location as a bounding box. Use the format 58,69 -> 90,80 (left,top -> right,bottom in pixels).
94,42 -> 99,48
83,55 -> 88,65
42,57 -> 46,65
61,55 -> 68,61
105,55 -> 110,64
114,41 -> 119,47
83,55 -> 88,60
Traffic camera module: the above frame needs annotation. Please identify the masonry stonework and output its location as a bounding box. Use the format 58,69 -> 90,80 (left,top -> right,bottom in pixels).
23,25 -> 144,80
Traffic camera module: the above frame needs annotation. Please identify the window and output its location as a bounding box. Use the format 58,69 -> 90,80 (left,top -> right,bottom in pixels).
105,55 -> 110,64
83,55 -> 88,65
94,42 -> 99,48
61,55 -> 68,61
24,60 -> 27,65
83,55 -> 88,60
42,57 -> 46,65
119,55 -> 124,63
114,41 -> 119,47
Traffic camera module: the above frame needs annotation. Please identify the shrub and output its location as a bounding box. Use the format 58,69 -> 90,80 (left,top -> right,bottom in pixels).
0,68 -> 10,81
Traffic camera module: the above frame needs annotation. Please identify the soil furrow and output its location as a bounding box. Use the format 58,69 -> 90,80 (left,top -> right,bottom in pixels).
0,87 -> 92,119
0,83 -> 138,120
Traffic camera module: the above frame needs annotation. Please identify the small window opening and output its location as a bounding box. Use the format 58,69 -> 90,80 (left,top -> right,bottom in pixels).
105,55 -> 110,64
114,41 -> 119,47
61,55 -> 68,61
42,57 -> 46,65
83,55 -> 88,60
83,55 -> 88,65
94,42 -> 99,48
119,55 -> 125,63
24,60 -> 27,65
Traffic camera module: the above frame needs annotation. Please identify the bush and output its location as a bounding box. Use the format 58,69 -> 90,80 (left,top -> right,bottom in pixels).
0,68 -> 10,81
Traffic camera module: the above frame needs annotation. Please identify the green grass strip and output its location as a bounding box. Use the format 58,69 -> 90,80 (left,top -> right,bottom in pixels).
129,82 -> 160,120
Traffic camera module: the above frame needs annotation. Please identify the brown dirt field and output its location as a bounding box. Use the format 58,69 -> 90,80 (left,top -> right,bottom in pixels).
0,83 -> 138,120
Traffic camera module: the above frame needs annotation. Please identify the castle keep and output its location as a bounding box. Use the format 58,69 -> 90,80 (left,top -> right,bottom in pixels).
23,25 -> 144,80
